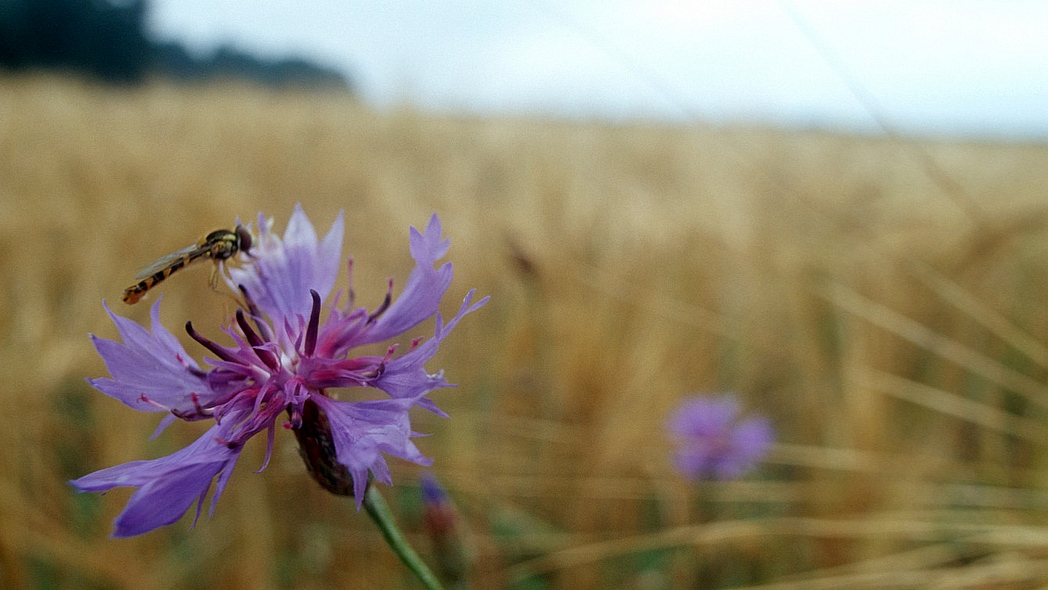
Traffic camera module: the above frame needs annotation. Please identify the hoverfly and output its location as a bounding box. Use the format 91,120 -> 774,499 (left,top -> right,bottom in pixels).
122,225 -> 253,304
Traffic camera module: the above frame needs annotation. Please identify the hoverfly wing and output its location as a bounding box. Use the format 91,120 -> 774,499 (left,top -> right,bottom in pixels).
132,244 -> 204,280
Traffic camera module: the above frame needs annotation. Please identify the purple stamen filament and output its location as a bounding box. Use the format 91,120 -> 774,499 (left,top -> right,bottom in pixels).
305,289 -> 321,357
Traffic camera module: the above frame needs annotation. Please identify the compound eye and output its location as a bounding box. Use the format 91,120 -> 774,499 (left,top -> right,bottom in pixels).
236,225 -> 253,254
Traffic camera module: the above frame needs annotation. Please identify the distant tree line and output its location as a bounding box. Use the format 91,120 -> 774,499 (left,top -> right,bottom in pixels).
0,0 -> 352,90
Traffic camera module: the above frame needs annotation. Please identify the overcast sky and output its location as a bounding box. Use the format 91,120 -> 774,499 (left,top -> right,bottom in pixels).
148,0 -> 1048,139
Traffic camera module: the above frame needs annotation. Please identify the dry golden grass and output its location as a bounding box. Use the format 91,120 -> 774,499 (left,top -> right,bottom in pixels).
5,74 -> 1048,589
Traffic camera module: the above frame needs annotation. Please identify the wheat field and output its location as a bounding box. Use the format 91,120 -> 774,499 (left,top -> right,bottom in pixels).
4,75 -> 1048,589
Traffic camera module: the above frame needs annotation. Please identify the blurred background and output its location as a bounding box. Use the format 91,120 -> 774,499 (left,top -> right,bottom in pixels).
5,1 -> 1048,588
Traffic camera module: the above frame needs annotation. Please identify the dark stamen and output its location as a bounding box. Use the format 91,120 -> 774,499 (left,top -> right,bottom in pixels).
238,284 -> 255,306
255,347 -> 279,371
239,285 -> 273,341
367,279 -> 394,324
345,258 -> 356,309
186,321 -> 238,363
175,353 -> 208,378
236,311 -> 279,369
304,289 -> 321,357
236,309 -> 264,348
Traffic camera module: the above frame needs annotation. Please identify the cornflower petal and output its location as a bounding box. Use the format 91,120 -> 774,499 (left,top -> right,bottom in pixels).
226,203 -> 344,330
374,290 -> 489,406
89,300 -> 213,412
70,426 -> 240,538
311,395 -> 432,507
359,214 -> 453,345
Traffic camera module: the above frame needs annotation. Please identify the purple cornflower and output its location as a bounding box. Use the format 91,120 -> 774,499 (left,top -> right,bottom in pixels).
71,205 -> 487,538
667,394 -> 773,481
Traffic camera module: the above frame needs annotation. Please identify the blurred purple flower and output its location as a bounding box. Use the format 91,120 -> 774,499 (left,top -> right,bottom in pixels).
71,205 -> 488,537
419,473 -> 472,583
667,394 -> 773,481
420,472 -> 458,541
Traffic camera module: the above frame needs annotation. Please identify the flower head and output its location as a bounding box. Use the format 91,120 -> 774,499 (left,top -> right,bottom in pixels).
667,393 -> 773,481
72,206 -> 487,537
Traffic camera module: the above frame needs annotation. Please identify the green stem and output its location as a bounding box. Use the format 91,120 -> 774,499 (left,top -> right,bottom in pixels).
363,485 -> 444,590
